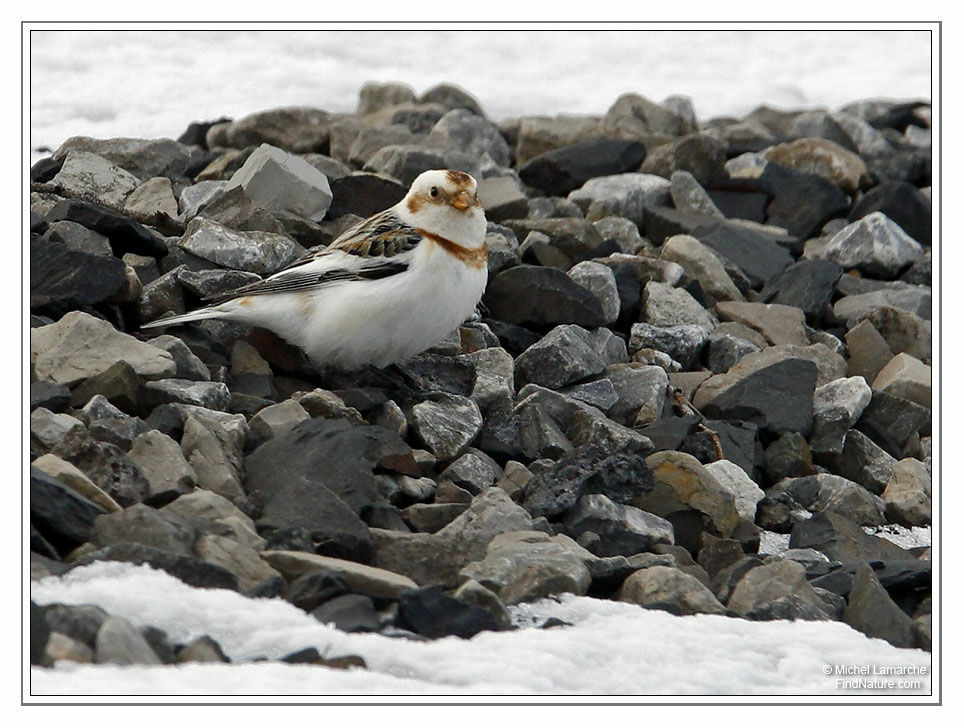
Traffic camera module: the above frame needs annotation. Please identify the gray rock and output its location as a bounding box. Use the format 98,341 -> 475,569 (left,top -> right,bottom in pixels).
567,261 -> 621,323
727,559 -> 831,620
645,451 -> 742,538
605,92 -> 698,137
418,83 -> 485,116
180,413 -> 245,501
881,458 -> 931,526
262,550 -> 418,600
563,493 -> 674,557
693,347 -> 820,435
426,109 -> 511,167
859,306 -> 931,364
162,489 -> 262,549
127,430 -> 197,504
559,378 -> 619,411
30,407 -> 84,452
146,335 -> 211,381
670,170 -> 725,218
246,399 -> 311,450
357,81 -> 417,115
705,331 -> 761,373
125,176 -> 179,218
592,215 -> 648,254
176,268 -> 262,301
821,212 -> 923,277
409,393 -> 483,461
95,616 -> 162,666
770,473 -> 886,526
222,107 -> 333,153
31,311 -> 176,387
831,287 -> 931,327
831,429 -> 898,495
790,109 -> 893,156
90,502 -> 197,556
176,636 -> 230,664
178,217 -> 302,276
618,565 -> 727,616
509,218 -> 607,270
433,450 -> 496,492
567,173 -> 671,227
639,132 -> 727,184
50,151 -> 141,207
44,220 -> 113,256
363,144 -> 480,187
788,511 -> 911,562
459,531 -> 592,604
641,281 -> 717,333
512,114 -> 605,165
31,453 -> 121,514
464,347 -> 514,409
136,266 -> 186,324
845,319 -> 895,383
842,563 -> 916,648
371,487 -> 534,588
178,180 -> 227,220
195,533 -> 281,593
703,459 -> 765,522
761,137 -> 869,193
452,579 -> 513,630
144,379 -> 231,411
628,322 -> 707,370
715,301 -> 808,346
599,364 -> 669,426
659,234 -> 743,303
53,135 -> 195,180
484,264 -> 609,328
872,353 -> 931,409
810,376 -> 873,454
515,325 -> 614,389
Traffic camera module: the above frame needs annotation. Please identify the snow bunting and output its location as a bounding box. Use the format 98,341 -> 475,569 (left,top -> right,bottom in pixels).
143,169 -> 488,369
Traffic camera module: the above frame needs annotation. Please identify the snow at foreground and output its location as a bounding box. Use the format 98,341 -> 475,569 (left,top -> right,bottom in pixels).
29,561 -> 931,698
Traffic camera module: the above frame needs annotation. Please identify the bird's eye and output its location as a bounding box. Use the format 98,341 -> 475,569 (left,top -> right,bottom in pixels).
430,186 -> 439,198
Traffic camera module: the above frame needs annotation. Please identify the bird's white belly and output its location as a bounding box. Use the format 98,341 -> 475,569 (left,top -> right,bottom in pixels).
292,249 -> 487,369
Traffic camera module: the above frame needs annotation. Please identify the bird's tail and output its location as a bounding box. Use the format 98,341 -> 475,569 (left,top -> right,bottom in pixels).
140,307 -> 227,330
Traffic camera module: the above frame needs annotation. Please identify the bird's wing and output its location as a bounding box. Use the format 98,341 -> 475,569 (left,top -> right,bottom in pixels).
202,210 -> 420,304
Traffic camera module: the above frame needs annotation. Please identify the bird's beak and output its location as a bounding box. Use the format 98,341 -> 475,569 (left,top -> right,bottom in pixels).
451,190 -> 475,211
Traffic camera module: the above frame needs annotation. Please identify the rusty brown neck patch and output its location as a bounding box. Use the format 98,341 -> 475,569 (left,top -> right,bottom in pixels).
416,228 -> 488,269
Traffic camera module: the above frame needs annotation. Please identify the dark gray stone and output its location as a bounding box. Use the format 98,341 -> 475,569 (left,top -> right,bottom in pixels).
523,444 -> 657,519
562,493 -> 674,557
30,466 -> 107,555
245,418 -> 413,562
30,236 -> 127,309
396,586 -> 502,638
788,511 -> 912,562
519,139 -> 647,196
758,258 -> 843,322
310,594 -> 380,633
484,265 -> 609,328
843,563 -> 916,648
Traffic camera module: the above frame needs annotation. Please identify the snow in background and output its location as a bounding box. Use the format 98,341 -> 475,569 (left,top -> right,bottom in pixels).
29,29 -> 932,157
30,561 -> 931,698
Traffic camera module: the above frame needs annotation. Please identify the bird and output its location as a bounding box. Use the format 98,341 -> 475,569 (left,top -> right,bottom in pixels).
142,169 -> 489,370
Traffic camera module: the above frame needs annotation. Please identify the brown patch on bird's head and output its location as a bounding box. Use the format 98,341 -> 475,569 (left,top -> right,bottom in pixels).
445,170 -> 473,187
406,192 -> 429,215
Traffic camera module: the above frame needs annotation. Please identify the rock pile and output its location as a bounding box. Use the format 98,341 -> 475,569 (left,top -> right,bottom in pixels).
30,82 -> 932,670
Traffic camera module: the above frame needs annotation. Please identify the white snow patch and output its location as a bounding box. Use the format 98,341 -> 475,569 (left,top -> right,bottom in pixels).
29,561 -> 931,697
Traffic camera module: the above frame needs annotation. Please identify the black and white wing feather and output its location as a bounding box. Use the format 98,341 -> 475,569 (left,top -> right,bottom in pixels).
203,210 -> 421,305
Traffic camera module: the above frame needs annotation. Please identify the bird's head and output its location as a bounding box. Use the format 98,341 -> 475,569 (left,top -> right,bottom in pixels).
401,169 -> 486,248
405,169 -> 482,216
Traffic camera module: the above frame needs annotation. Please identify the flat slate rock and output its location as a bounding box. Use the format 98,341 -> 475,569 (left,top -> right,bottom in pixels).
690,220 -> 794,288
519,139 -> 647,197
45,198 -> 168,256
484,265 -> 609,328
